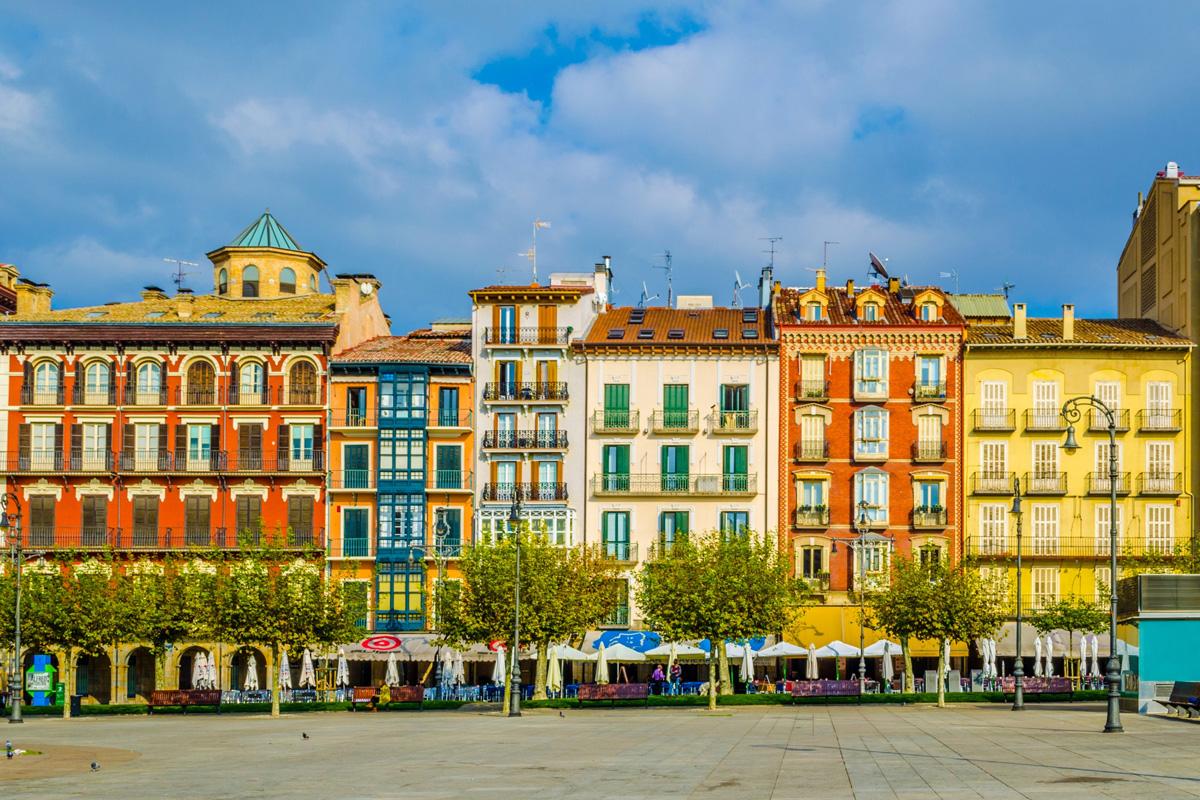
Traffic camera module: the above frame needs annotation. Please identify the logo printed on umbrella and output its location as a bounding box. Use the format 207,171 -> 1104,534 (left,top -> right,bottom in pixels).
487,639 -> 507,652
360,634 -> 404,652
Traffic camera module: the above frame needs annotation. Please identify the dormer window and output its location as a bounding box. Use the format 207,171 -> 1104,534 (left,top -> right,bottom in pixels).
862,303 -> 879,321
920,302 -> 937,321
807,301 -> 823,321
242,265 -> 259,298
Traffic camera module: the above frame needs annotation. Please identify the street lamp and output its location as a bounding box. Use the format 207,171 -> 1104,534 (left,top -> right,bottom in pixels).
830,500 -> 886,695
507,493 -> 522,718
1,493 -> 23,724
1061,395 -> 1123,734
1010,476 -> 1025,711
432,505 -> 451,628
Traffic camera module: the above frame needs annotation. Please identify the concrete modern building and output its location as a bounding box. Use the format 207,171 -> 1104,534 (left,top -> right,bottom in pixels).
574,293 -> 779,627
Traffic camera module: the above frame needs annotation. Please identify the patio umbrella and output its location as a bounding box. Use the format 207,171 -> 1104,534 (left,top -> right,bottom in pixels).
549,643 -> 594,661
1034,636 -> 1043,677
988,638 -> 999,679
1088,634 -> 1101,678
438,649 -> 454,688
1078,635 -> 1088,678
756,642 -> 806,658
491,648 -> 506,686
191,651 -> 208,689
299,649 -> 316,689
547,648 -> 563,694
806,643 -> 818,679
862,639 -> 901,657
595,643 -> 609,684
278,651 -> 293,690
244,654 -> 259,691
453,649 -> 466,685
1044,635 -> 1054,677
385,652 -> 400,686
645,641 -> 705,658
336,647 -> 350,687
739,643 -> 755,683
942,639 -> 951,676
599,642 -> 646,663
881,641 -> 894,683
208,652 -> 220,689
815,640 -> 861,658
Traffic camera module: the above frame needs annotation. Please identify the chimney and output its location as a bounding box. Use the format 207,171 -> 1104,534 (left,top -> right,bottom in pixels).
1062,304 -> 1074,341
1165,161 -> 1180,179
845,279 -> 855,298
142,285 -> 168,302
758,263 -> 773,309
815,268 -> 826,293
888,276 -> 900,295
175,289 -> 195,320
1013,303 -> 1027,340
594,258 -> 610,305
14,280 -> 53,316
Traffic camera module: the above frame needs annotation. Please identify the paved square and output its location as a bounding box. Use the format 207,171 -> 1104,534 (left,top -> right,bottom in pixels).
2,703 -> 1198,799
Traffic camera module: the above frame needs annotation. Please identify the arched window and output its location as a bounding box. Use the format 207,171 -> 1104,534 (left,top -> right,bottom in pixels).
309,274 -> 317,291
136,362 -> 161,404
239,362 -> 265,404
218,268 -> 228,295
280,267 -> 296,294
186,361 -> 216,404
288,361 -> 317,404
33,361 -> 59,402
242,265 -> 259,298
84,361 -> 111,404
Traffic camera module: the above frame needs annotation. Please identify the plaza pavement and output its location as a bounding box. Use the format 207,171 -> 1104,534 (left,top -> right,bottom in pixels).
1,702 -> 1198,799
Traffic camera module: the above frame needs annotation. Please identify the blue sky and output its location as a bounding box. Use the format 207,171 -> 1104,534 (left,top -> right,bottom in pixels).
1,2 -> 1197,328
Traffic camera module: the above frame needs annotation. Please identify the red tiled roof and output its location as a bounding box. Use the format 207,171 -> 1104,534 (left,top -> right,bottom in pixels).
966,318 -> 1191,347
774,285 -> 965,326
580,306 -> 771,347
335,331 -> 472,364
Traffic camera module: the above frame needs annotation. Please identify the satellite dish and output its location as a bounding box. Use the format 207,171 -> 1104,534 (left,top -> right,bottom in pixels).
868,252 -> 889,280
359,282 -> 373,296
732,270 -> 751,308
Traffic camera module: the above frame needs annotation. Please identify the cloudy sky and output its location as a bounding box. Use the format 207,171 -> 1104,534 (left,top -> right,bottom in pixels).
1,2 -> 1196,329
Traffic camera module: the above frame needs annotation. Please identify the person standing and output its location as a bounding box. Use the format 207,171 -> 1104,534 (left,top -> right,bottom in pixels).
669,661 -> 682,696
651,663 -> 666,695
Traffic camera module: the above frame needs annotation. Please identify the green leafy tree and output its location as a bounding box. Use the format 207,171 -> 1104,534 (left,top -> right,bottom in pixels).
1027,596 -> 1109,673
55,561 -> 126,718
866,558 -> 938,693
637,531 -> 800,710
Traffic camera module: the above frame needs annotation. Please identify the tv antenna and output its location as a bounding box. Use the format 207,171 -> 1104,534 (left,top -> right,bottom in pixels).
997,281 -> 1015,299
653,250 -> 673,308
638,281 -> 659,308
732,270 -> 751,308
822,240 -> 839,268
519,219 -> 551,284
760,236 -> 782,268
162,257 -> 199,292
939,269 -> 960,294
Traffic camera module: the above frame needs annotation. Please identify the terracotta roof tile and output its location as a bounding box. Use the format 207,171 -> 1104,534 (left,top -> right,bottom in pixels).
0,292 -> 337,324
336,331 -> 472,364
774,285 -> 965,326
966,318 -> 1191,347
580,306 -> 772,347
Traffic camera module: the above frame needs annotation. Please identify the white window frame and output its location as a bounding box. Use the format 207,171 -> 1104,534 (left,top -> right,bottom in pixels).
854,470 -> 889,525
1030,503 -> 1059,556
978,503 -> 1007,555
1146,505 -> 1174,554
854,406 -> 889,457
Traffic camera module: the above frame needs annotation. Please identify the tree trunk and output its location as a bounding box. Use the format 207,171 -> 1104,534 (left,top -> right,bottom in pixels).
707,649 -> 718,710
717,646 -> 733,695
901,637 -> 913,694
270,643 -> 281,718
501,662 -> 511,713
62,647 -> 75,719
533,643 -> 548,701
936,640 -> 946,708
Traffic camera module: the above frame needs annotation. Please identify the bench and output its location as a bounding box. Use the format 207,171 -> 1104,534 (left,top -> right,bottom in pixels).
790,680 -> 860,703
999,676 -> 1073,695
148,689 -> 222,714
1163,681 -> 1200,718
577,682 -> 650,707
350,685 -> 426,710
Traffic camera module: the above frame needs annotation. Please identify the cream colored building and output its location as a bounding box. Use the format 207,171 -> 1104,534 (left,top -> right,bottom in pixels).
575,296 -> 779,627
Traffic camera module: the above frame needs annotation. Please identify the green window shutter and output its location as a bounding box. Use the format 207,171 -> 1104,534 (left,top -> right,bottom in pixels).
661,445 -> 688,491
723,445 -> 748,491
602,445 -> 629,490
603,383 -> 630,428
663,384 -> 689,429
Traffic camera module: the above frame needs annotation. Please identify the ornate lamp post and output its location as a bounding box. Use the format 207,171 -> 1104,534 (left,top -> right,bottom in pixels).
507,493 -> 522,718
1061,395 -> 1123,733
1,493 -> 23,724
1010,476 -> 1025,711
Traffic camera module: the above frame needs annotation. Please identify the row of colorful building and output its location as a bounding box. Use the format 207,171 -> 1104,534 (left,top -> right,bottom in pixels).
0,163 -> 1196,696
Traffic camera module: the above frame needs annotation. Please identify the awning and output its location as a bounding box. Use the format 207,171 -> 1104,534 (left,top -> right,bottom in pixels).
993,623 -> 1115,658
331,635 -> 497,662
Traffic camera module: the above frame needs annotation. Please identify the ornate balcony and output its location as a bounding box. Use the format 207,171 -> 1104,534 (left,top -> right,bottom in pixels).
912,441 -> 946,462
481,482 -> 568,502
592,473 -> 756,497
1086,472 -> 1130,495
483,327 -> 570,346
793,507 -> 829,528
649,410 -> 699,435
482,430 -> 568,450
482,382 -> 569,402
971,409 -> 1015,431
592,409 -> 640,434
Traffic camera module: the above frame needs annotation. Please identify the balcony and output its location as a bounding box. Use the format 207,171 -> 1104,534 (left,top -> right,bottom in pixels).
591,473 -> 757,497
172,386 -> 219,406
602,605 -> 630,628
19,525 -> 322,551
329,469 -> 375,491
429,408 -> 472,430
19,387 -> 66,406
121,387 -> 170,406
1086,472 -> 1130,495
853,443 -> 888,463
793,506 -> 830,528
335,538 -> 371,558
972,409 -> 1015,431
912,507 -> 948,529
481,430 -> 568,450
600,541 -> 639,564
376,611 -> 426,632
1024,471 -> 1067,495
1023,410 -> 1066,432
483,382 -> 569,402
794,439 -> 828,462
1137,409 -> 1182,432
912,441 -> 946,462
592,409 -> 640,434
853,379 -> 888,402
649,410 -> 700,435
913,381 -> 947,402
330,407 -> 378,429
971,471 -> 1015,495
795,380 -> 829,402
72,386 -> 118,406
224,387 -> 325,406
483,327 -> 570,346
428,470 -> 474,492
481,482 -> 568,502
6,450 -> 115,474
965,535 -> 1182,560
1089,409 -> 1130,432
1138,472 -> 1182,495
710,410 -> 758,434
102,449 -> 327,475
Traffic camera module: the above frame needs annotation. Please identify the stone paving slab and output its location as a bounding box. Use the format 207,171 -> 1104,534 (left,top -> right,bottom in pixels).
0,702 -> 1197,799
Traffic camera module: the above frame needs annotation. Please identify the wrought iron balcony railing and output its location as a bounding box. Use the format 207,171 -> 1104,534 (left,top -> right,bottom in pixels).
483,327 -> 570,345
592,409 -> 640,434
483,382 -> 569,401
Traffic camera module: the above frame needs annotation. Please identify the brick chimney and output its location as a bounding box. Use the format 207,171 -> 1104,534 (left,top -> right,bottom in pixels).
815,268 -> 826,293
142,286 -> 168,302
845,279 -> 854,298
1013,303 -> 1027,340
175,288 -> 195,319
888,276 -> 900,295
1062,304 -> 1075,341
14,281 -> 52,315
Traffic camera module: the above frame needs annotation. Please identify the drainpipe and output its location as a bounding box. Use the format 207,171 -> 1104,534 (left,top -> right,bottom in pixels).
580,340 -> 588,546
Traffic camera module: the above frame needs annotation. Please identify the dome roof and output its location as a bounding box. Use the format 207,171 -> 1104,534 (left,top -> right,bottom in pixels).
229,210 -> 303,251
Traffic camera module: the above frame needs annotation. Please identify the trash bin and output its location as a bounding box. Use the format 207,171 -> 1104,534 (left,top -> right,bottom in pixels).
69,695 -> 82,717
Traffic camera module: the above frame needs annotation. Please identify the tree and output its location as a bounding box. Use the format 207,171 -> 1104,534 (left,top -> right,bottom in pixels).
54,560 -> 126,718
1027,596 -> 1108,673
637,531 -> 801,710
866,558 -> 937,693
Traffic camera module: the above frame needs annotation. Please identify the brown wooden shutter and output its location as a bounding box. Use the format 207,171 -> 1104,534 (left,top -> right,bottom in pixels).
123,423 -> 135,454
20,361 -> 31,404
18,423 -> 30,462
277,424 -> 289,469
125,361 -> 135,402
54,423 -> 63,466
229,358 -> 239,404
160,358 -> 169,403
176,423 -> 187,459
70,423 -> 81,468
104,423 -> 113,455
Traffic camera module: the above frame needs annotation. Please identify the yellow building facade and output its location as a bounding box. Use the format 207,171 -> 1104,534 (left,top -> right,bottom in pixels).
963,303 -> 1193,634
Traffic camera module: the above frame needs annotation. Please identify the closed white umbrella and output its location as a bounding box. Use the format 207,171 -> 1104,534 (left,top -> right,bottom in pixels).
336,647 -> 350,687
547,648 -> 563,694
595,643 -> 609,684
453,649 -> 466,685
739,643 -> 755,683
191,651 -> 207,689
1034,636 -> 1043,677
208,652 -> 219,689
1078,635 -> 1088,678
438,648 -> 454,687
491,648 -> 507,686
278,651 -> 293,690
385,652 -> 400,686
244,654 -> 259,691
942,639 -> 951,676
1044,635 -> 1054,677
667,642 -> 678,675
881,641 -> 894,683
1088,634 -> 1101,678
989,638 -> 999,679
806,643 -> 818,679
299,649 -> 316,689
